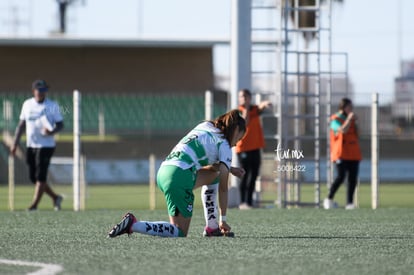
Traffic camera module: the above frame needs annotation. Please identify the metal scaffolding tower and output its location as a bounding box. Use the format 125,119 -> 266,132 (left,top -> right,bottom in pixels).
232,0 -> 350,208
276,0 -> 330,208
249,0 -> 283,206
248,0 -> 350,208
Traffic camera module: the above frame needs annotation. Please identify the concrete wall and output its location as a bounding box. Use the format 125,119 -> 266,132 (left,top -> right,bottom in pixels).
0,46 -> 213,94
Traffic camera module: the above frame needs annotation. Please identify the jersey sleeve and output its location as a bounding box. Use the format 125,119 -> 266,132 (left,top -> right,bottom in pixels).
330,119 -> 342,135
218,141 -> 232,169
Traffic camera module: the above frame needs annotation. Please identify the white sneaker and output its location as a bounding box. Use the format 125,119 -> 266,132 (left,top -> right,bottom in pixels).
54,195 -> 63,211
345,204 -> 356,210
323,198 -> 333,209
239,203 -> 252,210
323,198 -> 338,209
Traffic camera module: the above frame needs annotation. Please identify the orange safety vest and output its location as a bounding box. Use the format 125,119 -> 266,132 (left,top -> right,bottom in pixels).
236,105 -> 265,153
330,113 -> 362,162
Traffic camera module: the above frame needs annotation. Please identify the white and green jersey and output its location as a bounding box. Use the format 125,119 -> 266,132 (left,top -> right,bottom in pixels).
161,121 -> 232,171
19,97 -> 63,148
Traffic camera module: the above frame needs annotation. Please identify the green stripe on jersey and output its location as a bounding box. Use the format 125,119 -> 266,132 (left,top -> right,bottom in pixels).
165,151 -> 194,165
193,129 -> 223,156
180,133 -> 208,167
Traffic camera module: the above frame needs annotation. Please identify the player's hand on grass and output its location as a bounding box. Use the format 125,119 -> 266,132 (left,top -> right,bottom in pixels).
219,221 -> 231,233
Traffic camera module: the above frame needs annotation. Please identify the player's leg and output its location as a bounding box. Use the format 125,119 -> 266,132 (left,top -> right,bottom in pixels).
197,169 -> 234,237
38,147 -> 63,210
238,152 -> 251,209
131,213 -> 188,237
26,148 -> 44,210
201,183 -> 220,235
28,182 -> 45,210
194,168 -> 219,189
324,160 -> 346,209
108,211 -> 186,238
345,160 -> 360,208
114,199 -> 189,237
142,182 -> 193,237
26,148 -> 37,185
152,165 -> 194,236
196,170 -> 220,231
194,169 -> 220,232
329,161 -> 346,198
246,150 -> 261,207
108,165 -> 192,238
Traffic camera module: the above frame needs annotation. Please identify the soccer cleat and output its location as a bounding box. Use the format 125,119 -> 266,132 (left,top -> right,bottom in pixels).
203,226 -> 222,237
202,226 -> 235,238
54,195 -> 63,211
108,212 -> 137,238
222,231 -> 235,237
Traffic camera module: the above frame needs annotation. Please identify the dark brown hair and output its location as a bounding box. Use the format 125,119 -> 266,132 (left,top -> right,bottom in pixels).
211,109 -> 246,144
239,88 -> 252,99
338,97 -> 352,111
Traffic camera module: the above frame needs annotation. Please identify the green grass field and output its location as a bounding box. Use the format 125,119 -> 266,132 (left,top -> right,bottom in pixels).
0,184 -> 413,274
1,183 -> 413,211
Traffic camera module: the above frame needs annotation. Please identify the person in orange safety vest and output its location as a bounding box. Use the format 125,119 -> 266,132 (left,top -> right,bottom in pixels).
236,89 -> 272,209
324,98 -> 362,210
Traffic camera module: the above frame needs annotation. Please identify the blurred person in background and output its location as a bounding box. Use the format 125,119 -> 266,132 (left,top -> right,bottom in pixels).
324,97 -> 362,210
236,89 -> 271,209
11,79 -> 64,211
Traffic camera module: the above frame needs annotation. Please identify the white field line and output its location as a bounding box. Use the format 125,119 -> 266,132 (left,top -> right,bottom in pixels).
0,259 -> 63,275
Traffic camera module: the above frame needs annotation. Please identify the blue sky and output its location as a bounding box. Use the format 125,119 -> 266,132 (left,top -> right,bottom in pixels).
1,0 -> 413,104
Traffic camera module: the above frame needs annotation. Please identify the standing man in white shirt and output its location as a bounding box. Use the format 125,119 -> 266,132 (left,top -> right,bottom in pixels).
11,80 -> 64,211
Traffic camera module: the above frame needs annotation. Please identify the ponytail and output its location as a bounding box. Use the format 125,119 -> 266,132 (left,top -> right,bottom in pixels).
211,109 -> 246,144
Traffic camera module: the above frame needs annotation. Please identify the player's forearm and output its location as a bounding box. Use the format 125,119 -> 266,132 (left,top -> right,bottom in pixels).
52,121 -> 64,134
258,101 -> 271,112
218,187 -> 228,217
201,163 -> 220,172
13,120 -> 25,146
218,164 -> 229,216
341,118 -> 352,133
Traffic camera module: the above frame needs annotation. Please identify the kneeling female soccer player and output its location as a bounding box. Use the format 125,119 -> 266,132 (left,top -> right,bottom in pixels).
108,109 -> 246,238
